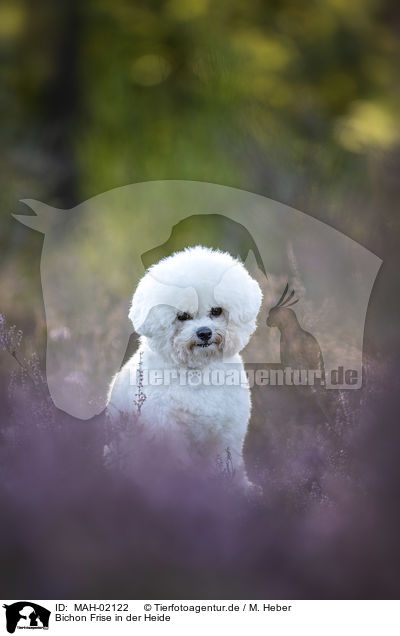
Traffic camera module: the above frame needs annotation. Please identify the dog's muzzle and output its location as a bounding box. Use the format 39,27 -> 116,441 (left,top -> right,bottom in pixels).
196,326 -> 212,347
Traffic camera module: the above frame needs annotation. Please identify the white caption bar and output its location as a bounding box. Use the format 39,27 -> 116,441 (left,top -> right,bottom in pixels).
1,600 -> 399,635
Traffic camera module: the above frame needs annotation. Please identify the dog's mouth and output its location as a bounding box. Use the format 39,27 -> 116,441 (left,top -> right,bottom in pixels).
185,333 -> 224,354
195,340 -> 221,349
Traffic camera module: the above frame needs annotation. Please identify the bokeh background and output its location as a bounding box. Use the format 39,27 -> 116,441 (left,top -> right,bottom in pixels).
1,0 -> 399,357
1,0 -> 400,599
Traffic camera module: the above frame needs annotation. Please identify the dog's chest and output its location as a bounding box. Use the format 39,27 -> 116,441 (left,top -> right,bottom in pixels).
144,381 -> 249,443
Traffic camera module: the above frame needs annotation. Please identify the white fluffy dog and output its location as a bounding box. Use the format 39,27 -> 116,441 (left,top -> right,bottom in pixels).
107,246 -> 262,487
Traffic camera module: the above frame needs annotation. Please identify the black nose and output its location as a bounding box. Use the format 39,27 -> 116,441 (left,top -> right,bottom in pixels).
196,327 -> 212,342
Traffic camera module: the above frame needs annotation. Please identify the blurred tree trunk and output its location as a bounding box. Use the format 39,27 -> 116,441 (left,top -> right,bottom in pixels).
26,0 -> 81,207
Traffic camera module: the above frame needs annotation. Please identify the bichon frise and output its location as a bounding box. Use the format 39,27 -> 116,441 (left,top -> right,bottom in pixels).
107,246 -> 262,487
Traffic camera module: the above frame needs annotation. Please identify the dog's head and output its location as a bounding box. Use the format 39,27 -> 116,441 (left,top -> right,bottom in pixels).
129,246 -> 263,367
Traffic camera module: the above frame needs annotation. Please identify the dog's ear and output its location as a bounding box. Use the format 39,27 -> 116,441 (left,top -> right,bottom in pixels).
213,264 -> 262,325
129,274 -> 198,337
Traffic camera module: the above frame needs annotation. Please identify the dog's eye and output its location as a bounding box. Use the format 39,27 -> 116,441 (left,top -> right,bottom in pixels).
177,312 -> 192,321
210,307 -> 223,317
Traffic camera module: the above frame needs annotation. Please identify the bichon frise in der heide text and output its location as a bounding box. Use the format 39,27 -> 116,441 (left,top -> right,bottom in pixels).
107,246 -> 262,488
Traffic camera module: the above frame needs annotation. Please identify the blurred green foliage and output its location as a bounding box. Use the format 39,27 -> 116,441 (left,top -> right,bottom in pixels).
1,0 -> 399,201
0,0 -> 399,341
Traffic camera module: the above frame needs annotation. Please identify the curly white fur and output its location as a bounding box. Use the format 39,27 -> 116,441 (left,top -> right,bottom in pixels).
107,245 -> 262,486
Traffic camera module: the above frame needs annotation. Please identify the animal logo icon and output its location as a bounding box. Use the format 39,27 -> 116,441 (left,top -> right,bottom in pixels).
187,369 -> 202,385
2,602 -> 50,634
266,283 -> 350,431
267,283 -> 324,373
